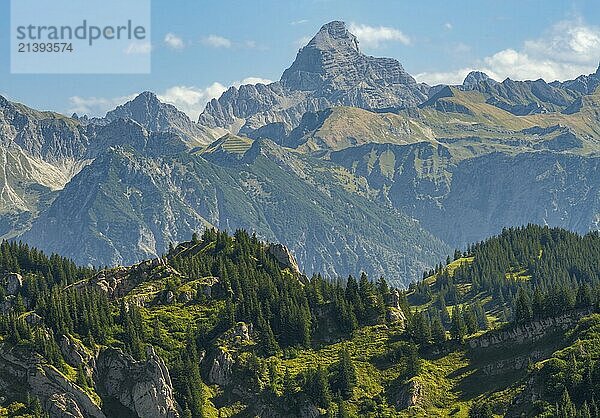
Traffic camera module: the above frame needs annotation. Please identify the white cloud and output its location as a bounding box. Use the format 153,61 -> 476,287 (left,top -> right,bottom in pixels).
201,35 -> 232,48
124,41 -> 152,55
164,33 -> 184,50
158,84 -> 227,119
235,77 -> 273,86
200,35 -> 258,49
67,77 -> 274,119
444,22 -> 453,30
416,18 -> 600,85
415,68 -> 477,86
67,95 -> 136,116
348,23 -> 411,48
291,19 -> 308,26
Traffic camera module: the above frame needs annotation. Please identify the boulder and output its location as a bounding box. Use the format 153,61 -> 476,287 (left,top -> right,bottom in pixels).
163,291 -> 174,304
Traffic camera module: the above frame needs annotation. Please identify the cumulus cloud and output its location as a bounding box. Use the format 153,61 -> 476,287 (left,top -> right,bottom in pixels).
444,22 -> 453,30
415,68 -> 477,86
201,35 -> 232,48
200,35 -> 258,49
416,18 -> 600,85
67,95 -> 136,116
234,77 -> 273,86
164,33 -> 184,50
158,84 -> 227,119
67,77 -> 273,119
348,23 -> 411,48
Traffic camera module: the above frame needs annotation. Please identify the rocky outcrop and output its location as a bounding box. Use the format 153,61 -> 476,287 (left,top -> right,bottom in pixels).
0,345 -> 105,418
207,322 -> 255,386
386,289 -> 407,326
2,273 -> 23,295
268,243 -> 301,274
75,257 -> 173,300
469,310 -> 592,349
396,379 -> 423,409
58,335 -> 96,378
207,348 -> 234,386
96,346 -> 180,418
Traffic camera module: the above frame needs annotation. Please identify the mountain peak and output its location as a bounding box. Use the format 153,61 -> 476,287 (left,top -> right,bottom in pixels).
133,91 -> 161,104
463,71 -> 493,87
199,20 -> 429,130
307,21 -> 359,53
596,62 -> 600,75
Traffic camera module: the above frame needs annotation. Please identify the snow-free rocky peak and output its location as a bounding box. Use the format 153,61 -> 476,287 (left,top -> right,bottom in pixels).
107,91 -> 216,147
198,21 -> 429,133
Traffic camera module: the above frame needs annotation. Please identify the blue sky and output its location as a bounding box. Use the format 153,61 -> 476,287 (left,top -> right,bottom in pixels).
1,0 -> 599,119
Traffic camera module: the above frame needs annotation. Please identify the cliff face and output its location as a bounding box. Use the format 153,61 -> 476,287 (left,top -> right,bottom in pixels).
96,347 -> 180,418
0,335 -> 181,418
469,310 -> 592,349
0,344 -> 105,418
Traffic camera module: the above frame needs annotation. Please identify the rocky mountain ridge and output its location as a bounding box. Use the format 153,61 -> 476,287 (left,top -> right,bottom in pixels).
2,20 -> 600,285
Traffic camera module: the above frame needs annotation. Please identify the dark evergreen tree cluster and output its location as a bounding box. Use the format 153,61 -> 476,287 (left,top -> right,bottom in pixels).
170,229 -> 390,353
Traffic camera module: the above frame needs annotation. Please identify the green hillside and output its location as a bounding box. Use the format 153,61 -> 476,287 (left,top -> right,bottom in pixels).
2,225 -> 600,417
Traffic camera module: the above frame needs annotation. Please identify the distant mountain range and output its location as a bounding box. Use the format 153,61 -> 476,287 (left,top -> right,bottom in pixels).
1,20 -> 600,286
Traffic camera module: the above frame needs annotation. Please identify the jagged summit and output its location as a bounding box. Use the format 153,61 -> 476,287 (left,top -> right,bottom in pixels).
304,20 -> 359,53
280,20 -> 416,92
106,91 -> 163,121
106,91 -> 215,147
462,71 -> 494,87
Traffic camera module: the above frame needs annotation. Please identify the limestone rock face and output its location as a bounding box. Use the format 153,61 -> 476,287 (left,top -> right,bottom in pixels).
96,346 -> 180,418
385,289 -> 407,326
268,243 -> 300,274
208,348 -> 234,386
58,335 -> 95,377
396,379 -> 423,409
207,322 -> 255,386
469,309 -> 592,349
3,273 -> 23,295
0,345 -> 105,418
